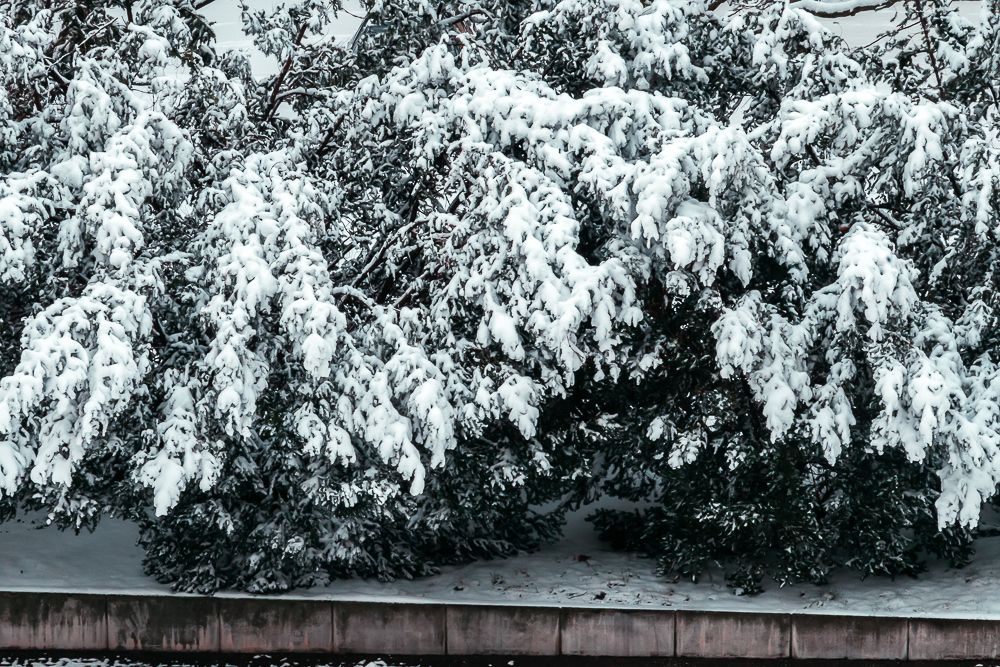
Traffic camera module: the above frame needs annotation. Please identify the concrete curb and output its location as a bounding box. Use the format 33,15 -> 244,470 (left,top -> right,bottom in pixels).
1,592 -> 999,657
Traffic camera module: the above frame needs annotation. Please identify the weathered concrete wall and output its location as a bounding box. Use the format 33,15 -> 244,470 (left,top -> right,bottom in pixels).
909,618 -> 1000,660
108,596 -> 218,651
219,598 -> 332,653
560,609 -> 673,656
447,605 -> 560,655
676,610 -> 790,658
792,614 -> 907,660
0,593 -> 106,650
11,591 -> 1000,657
336,602 -> 445,655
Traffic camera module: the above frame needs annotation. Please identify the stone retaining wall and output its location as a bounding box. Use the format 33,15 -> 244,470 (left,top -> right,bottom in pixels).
1,592 -> 999,658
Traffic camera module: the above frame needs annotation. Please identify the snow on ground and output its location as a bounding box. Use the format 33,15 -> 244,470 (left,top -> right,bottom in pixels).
4,506 -> 1000,619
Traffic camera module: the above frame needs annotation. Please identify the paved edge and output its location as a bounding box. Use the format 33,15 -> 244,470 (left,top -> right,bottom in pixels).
0,592 -> 998,658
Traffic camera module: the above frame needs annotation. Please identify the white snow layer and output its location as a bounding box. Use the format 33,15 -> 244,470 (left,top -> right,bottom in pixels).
4,509 -> 1000,619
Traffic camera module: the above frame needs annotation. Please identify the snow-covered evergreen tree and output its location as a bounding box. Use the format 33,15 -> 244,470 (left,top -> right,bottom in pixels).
587,0 -> 1000,592
5,0 -> 1000,593
0,0 -> 592,591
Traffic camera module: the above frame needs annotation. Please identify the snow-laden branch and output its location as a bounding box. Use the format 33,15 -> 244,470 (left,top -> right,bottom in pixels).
788,0 -> 902,18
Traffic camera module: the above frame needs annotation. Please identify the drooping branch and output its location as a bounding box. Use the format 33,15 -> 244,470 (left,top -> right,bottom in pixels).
866,203 -> 902,232
789,0 -> 902,17
438,9 -> 492,26
269,87 -> 331,105
709,0 -> 902,15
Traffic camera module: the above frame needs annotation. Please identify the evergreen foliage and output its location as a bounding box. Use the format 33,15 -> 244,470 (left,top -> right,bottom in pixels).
3,0 -> 1000,593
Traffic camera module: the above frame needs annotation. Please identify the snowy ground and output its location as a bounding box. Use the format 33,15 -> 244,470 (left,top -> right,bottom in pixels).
5,506 -> 1000,619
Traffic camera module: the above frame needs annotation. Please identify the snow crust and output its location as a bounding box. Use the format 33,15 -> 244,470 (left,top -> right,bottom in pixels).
5,510 -> 1000,618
